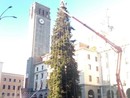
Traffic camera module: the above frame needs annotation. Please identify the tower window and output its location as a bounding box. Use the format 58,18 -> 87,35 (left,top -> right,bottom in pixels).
42,10 -> 44,16
46,11 -> 49,18
39,8 -> 41,14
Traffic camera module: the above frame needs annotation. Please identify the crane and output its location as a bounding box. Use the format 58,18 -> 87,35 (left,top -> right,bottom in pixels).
60,8 -> 126,98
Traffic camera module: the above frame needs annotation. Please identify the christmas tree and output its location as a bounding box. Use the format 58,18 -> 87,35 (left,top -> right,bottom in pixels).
47,1 -> 80,98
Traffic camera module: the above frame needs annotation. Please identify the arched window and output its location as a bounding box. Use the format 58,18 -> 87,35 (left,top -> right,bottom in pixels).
88,90 -> 95,98
107,90 -> 114,98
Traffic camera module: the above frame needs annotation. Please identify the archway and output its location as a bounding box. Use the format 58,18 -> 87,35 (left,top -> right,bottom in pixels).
88,90 -> 95,98
127,88 -> 130,98
107,90 -> 114,98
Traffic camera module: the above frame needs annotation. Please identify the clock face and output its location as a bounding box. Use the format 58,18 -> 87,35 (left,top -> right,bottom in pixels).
39,18 -> 44,24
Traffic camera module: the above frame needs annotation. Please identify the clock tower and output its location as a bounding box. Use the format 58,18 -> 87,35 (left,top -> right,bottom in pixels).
29,2 -> 50,63
25,2 -> 50,91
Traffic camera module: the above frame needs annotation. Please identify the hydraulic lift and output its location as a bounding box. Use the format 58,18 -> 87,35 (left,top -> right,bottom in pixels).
60,8 -> 126,98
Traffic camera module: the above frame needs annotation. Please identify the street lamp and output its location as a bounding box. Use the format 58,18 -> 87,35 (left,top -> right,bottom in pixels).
0,6 -> 17,20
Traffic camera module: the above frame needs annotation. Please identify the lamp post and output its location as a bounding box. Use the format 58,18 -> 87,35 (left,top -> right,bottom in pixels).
0,6 -> 17,20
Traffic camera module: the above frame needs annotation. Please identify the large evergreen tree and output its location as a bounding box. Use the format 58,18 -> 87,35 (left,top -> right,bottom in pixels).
47,1 -> 80,98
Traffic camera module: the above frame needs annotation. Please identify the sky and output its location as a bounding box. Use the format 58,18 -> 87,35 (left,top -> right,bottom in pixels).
0,0 -> 130,75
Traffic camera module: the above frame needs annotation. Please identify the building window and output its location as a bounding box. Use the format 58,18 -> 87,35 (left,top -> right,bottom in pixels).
3,78 -> 6,81
40,80 -> 43,89
36,74 -> 38,80
9,78 -> 11,82
41,73 -> 43,78
8,85 -> 10,89
96,66 -> 99,71
107,90 -> 114,98
14,79 -> 16,82
13,86 -> 15,90
97,89 -> 101,93
98,95 -> 101,98
19,80 -> 21,82
35,82 -> 37,90
18,86 -> 20,90
88,64 -> 91,70
7,93 -> 10,96
89,75 -> 92,82
12,93 -> 15,96
95,56 -> 98,62
3,85 -> 5,89
36,67 -> 38,71
97,77 -> 99,83
42,65 -> 44,70
2,92 -> 5,96
88,54 -> 90,59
